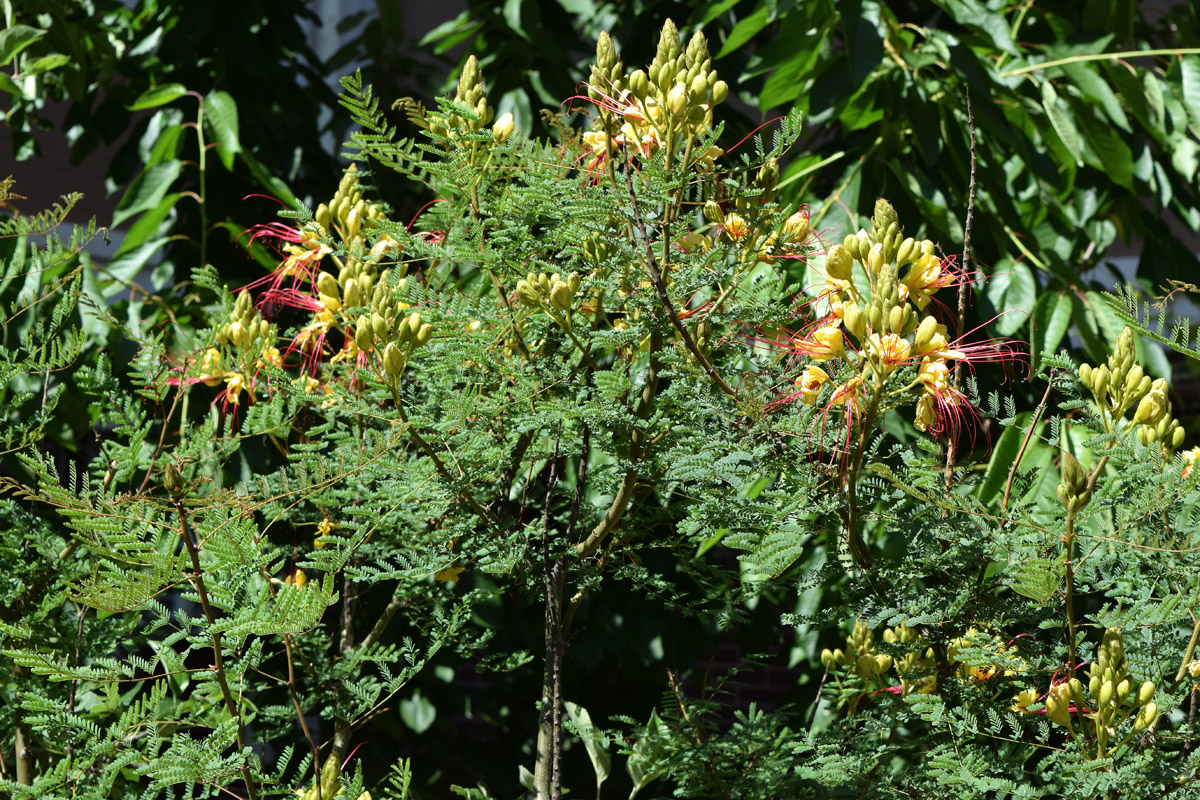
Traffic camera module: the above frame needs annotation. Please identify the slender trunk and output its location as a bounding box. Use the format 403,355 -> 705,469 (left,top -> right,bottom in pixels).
15,664 -> 33,786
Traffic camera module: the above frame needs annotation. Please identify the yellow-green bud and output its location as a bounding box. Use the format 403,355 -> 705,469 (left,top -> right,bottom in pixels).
710,79 -> 728,105
415,323 -> 434,347
843,303 -> 867,339
165,463 -> 185,499
1079,363 -> 1093,389
396,317 -> 412,344
383,341 -> 402,377
826,245 -> 853,281
492,112 -> 515,144
1045,684 -> 1072,726
867,242 -> 885,275
782,212 -> 809,242
1134,702 -> 1157,730
516,280 -> 541,308
820,648 -> 835,668
629,69 -> 649,99
316,271 -> 339,299
372,313 -> 389,339
703,200 -> 724,224
1137,681 -> 1155,706
344,278 -> 361,308
856,653 -> 877,679
549,280 -> 573,311
567,271 -> 582,294
355,317 -> 373,352
896,237 -> 917,267
667,83 -> 688,115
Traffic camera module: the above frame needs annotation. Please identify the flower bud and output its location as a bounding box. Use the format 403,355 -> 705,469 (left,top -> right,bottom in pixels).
867,242 -> 885,275
703,200 -> 723,224
667,82 -> 688,115
1116,678 -> 1131,702
1045,684 -> 1072,726
355,317 -> 373,352
372,313 -> 389,339
1078,363 -> 1093,389
843,303 -> 867,339
567,271 -> 582,294
1068,678 -> 1085,704
826,245 -> 853,281
896,237 -> 917,267
344,278 -> 361,308
820,648 -> 835,668
1137,681 -> 1155,706
516,280 -> 541,308
317,271 -> 340,299
549,280 -> 573,311
165,463 -> 185,499
629,69 -> 649,99
856,653 -> 877,679
1134,702 -> 1157,731
383,341 -> 403,377
710,79 -> 728,105
396,317 -> 412,344
415,323 -> 434,347
783,211 -> 809,242
492,112 -> 515,144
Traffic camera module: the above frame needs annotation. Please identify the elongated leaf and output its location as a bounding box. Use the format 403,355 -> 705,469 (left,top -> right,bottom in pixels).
1075,108 -> 1133,189
985,259 -> 1036,336
1063,61 -> 1131,132
1031,290 -> 1072,369
204,90 -> 240,171
113,160 -> 182,227
718,3 -> 769,59
565,701 -> 611,791
128,82 -> 188,111
0,24 -> 45,67
1041,81 -> 1082,166
977,414 -> 1031,506
1180,56 -> 1200,131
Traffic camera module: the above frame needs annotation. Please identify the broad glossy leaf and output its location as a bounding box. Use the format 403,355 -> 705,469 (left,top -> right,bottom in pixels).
1031,290 -> 1072,369
0,24 -> 45,67
1063,61 -> 1131,132
113,160 -> 182,227
1180,56 -> 1200,131
985,259 -> 1036,336
204,90 -> 240,171
1075,107 -> 1133,189
718,3 -> 769,59
128,82 -> 187,111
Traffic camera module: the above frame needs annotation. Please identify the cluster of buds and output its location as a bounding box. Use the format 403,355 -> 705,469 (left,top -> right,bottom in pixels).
314,164 -> 386,249
297,755 -> 371,800
820,620 -> 938,701
351,279 -> 433,382
1078,327 -> 1183,450
516,271 -> 583,331
1056,451 -> 1092,512
428,55 -> 494,142
1045,628 -> 1158,758
820,621 -> 1041,710
582,20 -> 726,171
783,199 -> 1002,438
215,290 -> 277,356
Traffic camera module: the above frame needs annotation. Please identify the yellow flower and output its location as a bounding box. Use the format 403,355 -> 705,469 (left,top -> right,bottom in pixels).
866,333 -> 911,371
829,375 -> 863,410
1183,447 -> 1200,478
794,365 -> 830,405
223,372 -> 245,406
796,325 -> 845,362
918,359 -> 950,392
722,213 -> 750,239
914,392 -> 936,432
435,566 -> 465,583
199,348 -> 224,386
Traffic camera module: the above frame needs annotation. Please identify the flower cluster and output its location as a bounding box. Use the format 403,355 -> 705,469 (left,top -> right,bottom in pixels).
1044,628 -> 1159,759
581,22 -> 727,172
779,198 -> 1016,440
820,621 -> 1033,709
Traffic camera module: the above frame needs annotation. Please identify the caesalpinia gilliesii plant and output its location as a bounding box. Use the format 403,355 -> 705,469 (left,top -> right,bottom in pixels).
777,198 -> 1019,567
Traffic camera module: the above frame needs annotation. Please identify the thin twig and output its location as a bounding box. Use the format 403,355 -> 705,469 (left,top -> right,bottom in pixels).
1003,369 -> 1056,511
622,163 -> 737,399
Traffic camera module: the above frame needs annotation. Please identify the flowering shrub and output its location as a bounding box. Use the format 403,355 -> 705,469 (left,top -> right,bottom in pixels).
3,19 -> 1200,800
